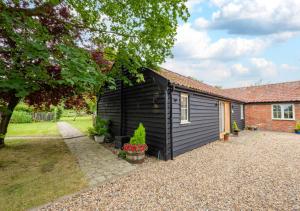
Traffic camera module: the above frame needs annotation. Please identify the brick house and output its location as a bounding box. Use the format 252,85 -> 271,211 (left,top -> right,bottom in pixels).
225,81 -> 300,132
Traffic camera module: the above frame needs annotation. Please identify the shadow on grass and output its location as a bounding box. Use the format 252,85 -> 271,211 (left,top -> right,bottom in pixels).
0,138 -> 87,211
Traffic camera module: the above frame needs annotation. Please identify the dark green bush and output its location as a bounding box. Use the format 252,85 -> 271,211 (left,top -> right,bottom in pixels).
118,150 -> 127,159
10,111 -> 33,123
88,117 -> 108,136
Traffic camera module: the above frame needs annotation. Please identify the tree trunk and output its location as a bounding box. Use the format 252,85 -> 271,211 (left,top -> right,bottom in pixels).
0,95 -> 20,148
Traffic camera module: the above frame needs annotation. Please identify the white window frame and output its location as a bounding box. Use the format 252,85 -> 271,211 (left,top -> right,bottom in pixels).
180,93 -> 190,124
240,104 -> 244,120
271,104 -> 295,121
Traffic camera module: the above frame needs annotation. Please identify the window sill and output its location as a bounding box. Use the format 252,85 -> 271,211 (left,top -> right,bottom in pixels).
272,118 -> 295,121
180,121 -> 191,125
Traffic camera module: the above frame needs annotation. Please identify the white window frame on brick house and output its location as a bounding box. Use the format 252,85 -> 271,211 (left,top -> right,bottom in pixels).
180,93 -> 190,124
272,104 -> 295,120
240,104 -> 244,120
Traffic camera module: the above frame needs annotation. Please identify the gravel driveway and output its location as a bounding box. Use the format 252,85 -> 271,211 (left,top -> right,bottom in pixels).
38,131 -> 300,210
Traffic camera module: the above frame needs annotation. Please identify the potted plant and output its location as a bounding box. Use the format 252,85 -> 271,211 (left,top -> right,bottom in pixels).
295,122 -> 300,134
233,121 -> 240,136
224,132 -> 230,141
123,123 -> 148,163
88,117 -> 108,143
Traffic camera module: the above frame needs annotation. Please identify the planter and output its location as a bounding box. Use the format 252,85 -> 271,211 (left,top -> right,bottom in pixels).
126,151 -> 146,164
233,130 -> 239,136
295,130 -> 300,134
94,135 -> 105,143
224,134 -> 230,141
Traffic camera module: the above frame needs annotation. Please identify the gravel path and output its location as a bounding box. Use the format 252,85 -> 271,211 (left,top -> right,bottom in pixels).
57,122 -> 135,186
38,131 -> 300,210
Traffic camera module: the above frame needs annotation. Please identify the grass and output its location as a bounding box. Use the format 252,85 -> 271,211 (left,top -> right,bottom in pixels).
60,116 -> 93,135
0,138 -> 87,211
7,122 -> 59,137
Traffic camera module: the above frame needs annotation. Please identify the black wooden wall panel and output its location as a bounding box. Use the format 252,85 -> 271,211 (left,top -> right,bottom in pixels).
171,90 -> 220,157
231,102 -> 245,131
98,82 -> 121,137
123,72 -> 167,159
98,70 -> 169,159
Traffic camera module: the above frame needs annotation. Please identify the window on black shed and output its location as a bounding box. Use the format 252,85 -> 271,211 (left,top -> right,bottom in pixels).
180,93 -> 189,123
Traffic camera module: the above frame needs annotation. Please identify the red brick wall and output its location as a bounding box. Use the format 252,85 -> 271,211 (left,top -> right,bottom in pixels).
245,103 -> 300,132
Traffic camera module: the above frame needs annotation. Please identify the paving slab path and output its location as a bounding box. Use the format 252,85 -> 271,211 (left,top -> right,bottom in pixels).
57,122 -> 136,186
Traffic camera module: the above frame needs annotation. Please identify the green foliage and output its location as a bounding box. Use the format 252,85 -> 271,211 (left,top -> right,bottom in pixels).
118,150 -> 127,159
88,117 -> 108,136
233,121 -> 240,132
54,107 -> 63,122
86,98 -> 96,114
10,111 -> 33,124
0,1 -> 188,99
14,103 -> 34,113
130,123 -> 146,145
295,122 -> 300,132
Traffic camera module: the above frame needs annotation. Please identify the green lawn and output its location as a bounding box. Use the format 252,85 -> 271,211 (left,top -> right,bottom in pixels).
60,116 -> 93,135
0,139 -> 87,211
7,122 -> 59,137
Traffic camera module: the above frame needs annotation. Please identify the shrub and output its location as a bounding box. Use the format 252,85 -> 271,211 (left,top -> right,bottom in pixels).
10,111 -> 33,123
88,117 -> 108,136
118,150 -> 127,159
295,122 -> 300,132
233,121 -> 240,132
129,123 -> 146,145
14,103 -> 33,113
54,106 -> 63,121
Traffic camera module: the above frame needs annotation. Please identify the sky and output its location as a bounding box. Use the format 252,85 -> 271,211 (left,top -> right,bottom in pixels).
162,0 -> 300,88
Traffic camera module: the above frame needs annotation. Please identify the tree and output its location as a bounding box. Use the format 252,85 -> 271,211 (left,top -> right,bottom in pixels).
0,0 -> 188,147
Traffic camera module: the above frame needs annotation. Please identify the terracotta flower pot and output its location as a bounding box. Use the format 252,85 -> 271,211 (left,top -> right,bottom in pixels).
224,134 -> 230,141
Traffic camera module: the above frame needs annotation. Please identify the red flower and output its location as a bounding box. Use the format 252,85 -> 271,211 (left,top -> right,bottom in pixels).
123,144 -> 148,152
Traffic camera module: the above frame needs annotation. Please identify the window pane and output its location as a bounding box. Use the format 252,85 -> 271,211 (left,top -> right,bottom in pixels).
283,104 -> 293,119
181,108 -> 187,121
181,97 -> 187,108
180,94 -> 189,122
273,105 -> 281,119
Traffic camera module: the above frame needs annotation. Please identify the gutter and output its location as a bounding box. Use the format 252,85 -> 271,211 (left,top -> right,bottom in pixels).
169,84 -> 174,160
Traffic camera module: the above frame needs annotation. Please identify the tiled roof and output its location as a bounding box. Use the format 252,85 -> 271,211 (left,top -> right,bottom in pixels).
155,68 -> 239,101
224,81 -> 300,103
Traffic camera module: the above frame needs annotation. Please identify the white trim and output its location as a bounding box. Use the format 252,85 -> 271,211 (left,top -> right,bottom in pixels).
271,104 -> 295,121
180,93 -> 189,124
240,104 -> 244,120
219,101 -> 225,132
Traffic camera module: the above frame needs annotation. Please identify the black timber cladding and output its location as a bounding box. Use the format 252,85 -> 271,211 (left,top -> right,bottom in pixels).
231,102 -> 245,131
98,82 -> 121,137
170,88 -> 220,157
98,68 -> 245,160
98,69 -> 169,159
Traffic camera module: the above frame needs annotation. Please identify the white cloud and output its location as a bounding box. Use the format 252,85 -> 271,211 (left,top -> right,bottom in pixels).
163,59 -> 232,84
280,64 -> 300,72
250,58 -> 278,77
231,63 -> 249,74
175,23 -> 268,61
194,17 -> 209,29
208,0 -> 300,35
186,0 -> 204,12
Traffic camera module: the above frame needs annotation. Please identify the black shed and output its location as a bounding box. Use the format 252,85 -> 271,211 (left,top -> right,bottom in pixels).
98,68 -> 245,160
